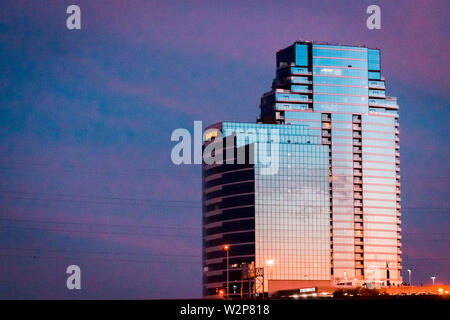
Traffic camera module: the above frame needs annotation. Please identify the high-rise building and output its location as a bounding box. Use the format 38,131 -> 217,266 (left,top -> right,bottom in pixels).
202,41 -> 402,298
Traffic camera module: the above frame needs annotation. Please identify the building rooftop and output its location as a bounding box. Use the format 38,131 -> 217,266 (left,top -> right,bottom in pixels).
278,40 -> 381,51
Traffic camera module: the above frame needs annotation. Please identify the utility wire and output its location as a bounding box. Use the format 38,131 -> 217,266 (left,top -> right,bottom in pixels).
0,163 -> 199,178
0,253 -> 448,267
0,218 -> 446,235
0,190 -> 199,204
0,191 -> 447,214
0,161 -> 448,182
1,224 -> 449,241
0,247 -> 200,258
0,195 -> 201,207
0,225 -> 199,238
0,253 -> 199,264
0,217 -> 201,230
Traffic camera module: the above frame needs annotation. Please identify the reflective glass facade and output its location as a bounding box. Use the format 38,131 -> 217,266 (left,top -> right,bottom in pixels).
203,41 -> 401,298
225,123 -> 330,289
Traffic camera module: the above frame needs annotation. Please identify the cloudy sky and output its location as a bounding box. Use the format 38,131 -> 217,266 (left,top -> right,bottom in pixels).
0,0 -> 448,298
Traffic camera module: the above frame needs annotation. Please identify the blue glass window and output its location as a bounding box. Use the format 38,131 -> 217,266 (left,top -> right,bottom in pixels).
313,57 -> 367,69
314,94 -> 367,104
368,49 -> 380,71
313,67 -> 368,78
313,45 -> 367,60
291,76 -> 310,84
295,44 -> 309,67
291,67 -> 309,75
275,92 -> 309,102
291,85 -> 310,93
314,76 -> 368,87
314,84 -> 368,96
369,89 -> 386,97
369,99 -> 385,106
275,103 -> 309,111
368,71 -> 380,79
369,80 -> 385,88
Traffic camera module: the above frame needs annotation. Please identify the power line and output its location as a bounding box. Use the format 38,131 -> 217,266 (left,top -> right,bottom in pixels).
0,217 -> 201,230
0,189 -> 447,207
0,216 -> 447,235
0,163 -> 200,178
401,177 -> 450,181
405,258 -> 450,260
1,249 -> 446,266
0,190 -> 200,204
0,247 -> 200,258
402,240 -> 450,242
0,160 -> 194,172
401,263 -> 450,267
2,224 -> 449,241
403,232 -> 450,235
0,161 -> 448,182
404,208 -> 449,210
0,225 -> 200,238
0,195 -> 201,208
0,253 -> 200,264
0,253 -> 448,267
0,190 -> 447,215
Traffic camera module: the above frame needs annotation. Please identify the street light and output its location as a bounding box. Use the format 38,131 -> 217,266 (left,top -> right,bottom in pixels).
265,259 -> 274,296
265,259 -> 274,279
407,269 -> 412,286
431,276 -> 436,286
224,244 -> 230,299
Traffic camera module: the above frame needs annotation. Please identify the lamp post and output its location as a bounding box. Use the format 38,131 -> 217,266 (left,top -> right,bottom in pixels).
224,244 -> 230,299
431,276 -> 436,286
265,259 -> 274,273
407,269 -> 411,286
265,259 -> 274,297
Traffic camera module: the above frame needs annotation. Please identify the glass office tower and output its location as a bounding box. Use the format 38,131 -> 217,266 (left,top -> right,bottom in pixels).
203,41 -> 401,298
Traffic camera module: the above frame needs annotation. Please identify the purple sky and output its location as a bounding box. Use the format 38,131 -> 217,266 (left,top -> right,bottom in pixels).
0,0 -> 449,298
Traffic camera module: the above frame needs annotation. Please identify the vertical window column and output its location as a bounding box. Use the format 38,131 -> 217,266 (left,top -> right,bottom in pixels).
395,120 -> 402,276
352,115 -> 364,279
321,113 -> 333,275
